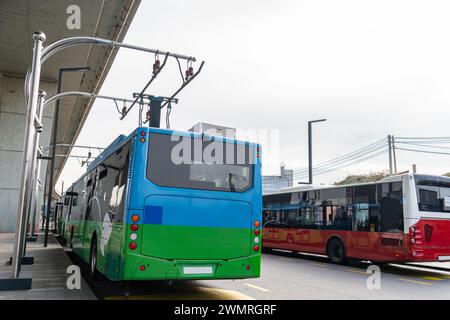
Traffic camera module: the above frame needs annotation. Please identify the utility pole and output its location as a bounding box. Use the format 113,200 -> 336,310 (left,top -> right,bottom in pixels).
308,119 -> 327,185
392,135 -> 397,174
388,135 -> 393,175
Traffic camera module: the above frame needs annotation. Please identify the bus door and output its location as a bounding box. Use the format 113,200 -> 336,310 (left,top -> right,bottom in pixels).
352,202 -> 373,257
82,171 -> 98,251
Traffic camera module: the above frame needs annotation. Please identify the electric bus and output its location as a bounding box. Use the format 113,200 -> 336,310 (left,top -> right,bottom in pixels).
262,173 -> 450,264
60,126 -> 262,281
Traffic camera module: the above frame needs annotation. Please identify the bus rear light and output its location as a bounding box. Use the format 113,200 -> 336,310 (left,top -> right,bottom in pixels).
245,264 -> 251,270
130,233 -> 138,241
254,229 -> 260,236
254,237 -> 260,244
140,131 -> 146,137
253,245 -> 260,252
129,242 -> 137,250
140,138 -> 146,143
254,221 -> 260,228
139,265 -> 145,271
130,224 -> 139,231
131,214 -> 140,222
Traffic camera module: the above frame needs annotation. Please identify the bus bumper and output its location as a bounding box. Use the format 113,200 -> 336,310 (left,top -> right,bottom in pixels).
121,253 -> 261,281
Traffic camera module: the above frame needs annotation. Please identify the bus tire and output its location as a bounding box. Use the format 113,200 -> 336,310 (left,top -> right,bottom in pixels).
262,247 -> 273,254
326,238 -> 347,265
89,235 -> 99,280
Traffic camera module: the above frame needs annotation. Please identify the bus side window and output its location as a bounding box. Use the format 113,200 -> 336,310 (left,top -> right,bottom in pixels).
378,182 -> 404,233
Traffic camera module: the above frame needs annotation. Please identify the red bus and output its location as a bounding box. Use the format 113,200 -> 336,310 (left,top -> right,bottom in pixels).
262,173 -> 450,264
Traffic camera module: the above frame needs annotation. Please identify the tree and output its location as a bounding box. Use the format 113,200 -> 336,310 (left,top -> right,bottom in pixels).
334,171 -> 389,185
444,172 -> 450,177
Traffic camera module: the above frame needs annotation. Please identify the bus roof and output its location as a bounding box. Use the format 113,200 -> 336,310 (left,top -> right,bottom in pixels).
268,173 -> 409,196
267,173 -> 450,196
147,127 -> 260,147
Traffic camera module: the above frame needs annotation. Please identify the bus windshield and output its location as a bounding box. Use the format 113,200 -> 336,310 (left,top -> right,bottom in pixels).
147,132 -> 255,192
415,175 -> 450,212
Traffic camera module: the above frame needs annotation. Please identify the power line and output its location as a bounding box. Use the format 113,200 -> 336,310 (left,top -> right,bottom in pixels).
395,142 -> 450,150
395,147 -> 450,156
290,138 -> 388,177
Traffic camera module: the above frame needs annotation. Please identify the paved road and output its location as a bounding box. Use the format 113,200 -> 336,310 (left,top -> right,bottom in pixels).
72,249 -> 450,300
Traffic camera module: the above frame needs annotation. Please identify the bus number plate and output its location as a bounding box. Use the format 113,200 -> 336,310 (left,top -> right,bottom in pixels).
183,266 -> 213,275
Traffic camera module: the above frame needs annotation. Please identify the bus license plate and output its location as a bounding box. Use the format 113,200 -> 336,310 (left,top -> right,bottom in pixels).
183,266 -> 213,275
438,256 -> 450,262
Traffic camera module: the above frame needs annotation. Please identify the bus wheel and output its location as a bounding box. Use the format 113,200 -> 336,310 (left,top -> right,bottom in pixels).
89,236 -> 99,280
262,247 -> 273,254
326,238 -> 347,265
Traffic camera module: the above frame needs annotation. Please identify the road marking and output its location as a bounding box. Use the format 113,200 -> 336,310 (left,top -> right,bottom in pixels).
418,276 -> 445,281
347,268 -> 368,275
398,278 -> 432,286
244,283 -> 270,292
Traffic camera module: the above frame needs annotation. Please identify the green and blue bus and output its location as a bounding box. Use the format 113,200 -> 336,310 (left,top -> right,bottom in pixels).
60,126 -> 262,281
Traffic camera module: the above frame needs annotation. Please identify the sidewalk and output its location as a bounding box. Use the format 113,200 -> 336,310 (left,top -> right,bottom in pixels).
0,232 -> 96,300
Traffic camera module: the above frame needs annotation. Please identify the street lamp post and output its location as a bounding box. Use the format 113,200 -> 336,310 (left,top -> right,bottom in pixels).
43,67 -> 89,247
308,119 -> 327,185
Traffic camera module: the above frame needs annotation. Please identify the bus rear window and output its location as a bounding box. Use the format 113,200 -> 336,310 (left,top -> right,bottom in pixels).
147,132 -> 255,192
415,175 -> 450,212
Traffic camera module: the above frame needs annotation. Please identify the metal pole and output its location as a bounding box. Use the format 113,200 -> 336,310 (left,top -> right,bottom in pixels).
53,204 -> 59,234
22,91 -> 45,256
25,36 -> 197,104
30,162 -> 41,237
43,91 -> 135,110
12,31 -> 45,278
41,172 -> 49,231
44,67 -> 89,247
308,122 -> 312,185
392,135 -> 397,174
307,119 -> 327,185
388,135 -> 393,175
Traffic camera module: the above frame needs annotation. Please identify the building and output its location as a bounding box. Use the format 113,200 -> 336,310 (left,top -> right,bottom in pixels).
0,1 -> 141,232
262,163 -> 294,194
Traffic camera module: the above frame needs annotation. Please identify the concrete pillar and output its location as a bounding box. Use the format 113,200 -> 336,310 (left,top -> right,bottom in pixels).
0,74 -> 55,232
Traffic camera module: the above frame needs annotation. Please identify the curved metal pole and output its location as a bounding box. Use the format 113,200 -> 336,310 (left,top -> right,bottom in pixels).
40,143 -> 105,154
13,31 -> 45,278
25,36 -> 197,102
43,91 -> 136,110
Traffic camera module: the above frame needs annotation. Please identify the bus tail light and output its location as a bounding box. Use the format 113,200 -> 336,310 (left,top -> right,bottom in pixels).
253,245 -> 260,252
129,242 -> 137,250
245,264 -> 251,270
254,237 -> 260,244
131,214 -> 140,222
254,229 -> 260,236
130,224 -> 139,232
254,220 -> 260,228
139,265 -> 145,271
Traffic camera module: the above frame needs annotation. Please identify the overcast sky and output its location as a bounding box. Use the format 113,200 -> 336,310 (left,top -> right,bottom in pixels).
57,0 -> 450,192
